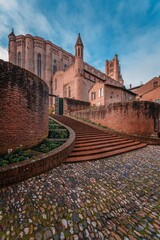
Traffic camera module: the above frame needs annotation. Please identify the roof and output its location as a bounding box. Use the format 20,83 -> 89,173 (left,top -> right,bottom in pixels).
75,33 -> 84,47
129,85 -> 143,90
89,82 -> 137,95
8,28 -> 15,37
105,83 -> 137,95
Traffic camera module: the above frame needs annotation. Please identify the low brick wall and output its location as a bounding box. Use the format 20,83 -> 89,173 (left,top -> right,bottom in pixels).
69,116 -> 160,145
71,101 -> 160,139
63,97 -> 90,114
0,117 -> 75,187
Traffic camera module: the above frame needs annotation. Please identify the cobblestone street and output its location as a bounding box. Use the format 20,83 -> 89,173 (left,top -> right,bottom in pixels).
0,145 -> 160,240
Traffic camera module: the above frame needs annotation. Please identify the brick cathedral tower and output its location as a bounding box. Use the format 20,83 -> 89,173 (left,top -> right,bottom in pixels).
74,33 -> 87,101
105,54 -> 124,85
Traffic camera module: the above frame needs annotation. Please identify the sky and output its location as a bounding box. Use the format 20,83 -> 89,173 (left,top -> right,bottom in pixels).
0,0 -> 160,88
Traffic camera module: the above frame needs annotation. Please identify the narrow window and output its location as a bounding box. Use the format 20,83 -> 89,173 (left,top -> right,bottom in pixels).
53,59 -> 57,73
55,79 -> 57,90
99,88 -> 103,97
68,86 -> 71,97
37,53 -> 41,78
78,48 -> 80,57
91,92 -> 96,100
64,64 -> 67,71
17,51 -> 21,66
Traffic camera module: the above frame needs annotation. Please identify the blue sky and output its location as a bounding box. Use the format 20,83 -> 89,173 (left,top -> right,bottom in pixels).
0,0 -> 160,88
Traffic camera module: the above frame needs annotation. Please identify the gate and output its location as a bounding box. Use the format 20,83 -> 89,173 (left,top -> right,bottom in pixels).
55,97 -> 63,115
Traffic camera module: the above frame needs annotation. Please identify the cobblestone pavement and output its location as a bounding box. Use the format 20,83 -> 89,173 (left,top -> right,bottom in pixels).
0,145 -> 160,240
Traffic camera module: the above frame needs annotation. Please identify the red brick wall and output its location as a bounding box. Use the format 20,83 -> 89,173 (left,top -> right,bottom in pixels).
63,97 -> 90,114
0,60 -> 49,155
72,101 -> 160,137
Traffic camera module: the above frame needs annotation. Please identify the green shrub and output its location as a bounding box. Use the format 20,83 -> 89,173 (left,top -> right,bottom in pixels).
48,129 -> 68,139
33,139 -> 64,153
0,149 -> 33,167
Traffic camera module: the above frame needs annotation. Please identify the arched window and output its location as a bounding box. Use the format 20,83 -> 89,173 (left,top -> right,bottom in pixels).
17,51 -> 21,66
53,59 -> 57,73
68,86 -> 71,97
78,48 -> 80,57
37,53 -> 41,78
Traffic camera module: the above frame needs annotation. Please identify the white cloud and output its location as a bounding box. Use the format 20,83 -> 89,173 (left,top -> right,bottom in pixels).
121,27 -> 160,88
0,0 -> 55,42
0,0 -> 159,89
0,46 -> 8,61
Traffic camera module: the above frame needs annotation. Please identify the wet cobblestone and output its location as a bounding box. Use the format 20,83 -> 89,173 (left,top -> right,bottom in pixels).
0,145 -> 160,239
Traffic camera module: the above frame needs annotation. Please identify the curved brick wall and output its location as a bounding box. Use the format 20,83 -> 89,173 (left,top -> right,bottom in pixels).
0,117 -> 75,187
0,60 -> 49,155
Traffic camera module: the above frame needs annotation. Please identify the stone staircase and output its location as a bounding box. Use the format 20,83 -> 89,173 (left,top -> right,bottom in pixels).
52,115 -> 147,163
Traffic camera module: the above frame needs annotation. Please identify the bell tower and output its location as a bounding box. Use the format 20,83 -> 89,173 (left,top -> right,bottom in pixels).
74,33 -> 84,76
8,28 -> 16,64
74,33 -> 87,101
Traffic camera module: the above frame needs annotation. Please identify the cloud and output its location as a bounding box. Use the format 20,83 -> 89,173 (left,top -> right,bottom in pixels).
121,25 -> 160,88
0,0 -> 159,89
0,46 -> 8,61
0,0 -> 55,43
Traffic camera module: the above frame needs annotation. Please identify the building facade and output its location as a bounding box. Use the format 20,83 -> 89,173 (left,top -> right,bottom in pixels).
89,82 -> 136,106
8,30 -> 124,104
130,77 -> 160,103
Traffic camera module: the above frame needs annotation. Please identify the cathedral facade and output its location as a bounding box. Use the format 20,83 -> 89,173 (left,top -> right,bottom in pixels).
8,30 -> 124,105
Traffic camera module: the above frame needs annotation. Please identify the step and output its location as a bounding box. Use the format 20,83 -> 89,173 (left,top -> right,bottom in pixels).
73,139 -> 134,151
75,132 -> 109,136
75,137 -> 127,147
75,136 -> 124,144
64,143 -> 147,162
75,134 -> 115,141
69,141 -> 141,157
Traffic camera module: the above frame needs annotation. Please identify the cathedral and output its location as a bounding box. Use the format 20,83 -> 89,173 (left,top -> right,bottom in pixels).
8,29 -> 125,105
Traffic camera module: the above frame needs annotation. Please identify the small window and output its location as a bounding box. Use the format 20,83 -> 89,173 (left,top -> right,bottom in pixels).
37,53 -> 41,78
54,79 -> 57,90
110,62 -> 113,67
53,65 -> 57,73
91,92 -> 96,100
53,59 -> 57,73
17,51 -> 21,66
153,81 -> 158,88
64,64 -> 67,71
68,86 -> 71,97
98,88 -> 103,97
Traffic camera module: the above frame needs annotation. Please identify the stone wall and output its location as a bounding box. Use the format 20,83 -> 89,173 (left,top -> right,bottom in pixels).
63,97 -> 90,114
71,101 -> 160,138
0,60 -> 49,155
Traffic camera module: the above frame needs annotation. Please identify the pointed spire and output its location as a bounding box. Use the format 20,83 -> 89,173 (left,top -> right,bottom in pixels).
75,33 -> 83,47
8,28 -> 15,37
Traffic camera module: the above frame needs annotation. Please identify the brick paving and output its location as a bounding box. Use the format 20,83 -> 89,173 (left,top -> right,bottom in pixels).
0,145 -> 160,240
